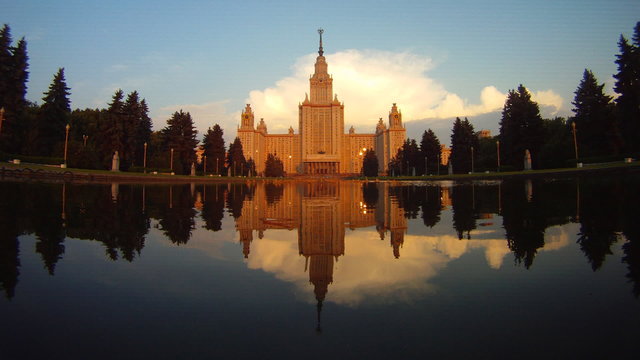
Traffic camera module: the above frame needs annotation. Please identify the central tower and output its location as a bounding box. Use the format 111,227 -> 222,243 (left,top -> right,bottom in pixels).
298,29 -> 345,174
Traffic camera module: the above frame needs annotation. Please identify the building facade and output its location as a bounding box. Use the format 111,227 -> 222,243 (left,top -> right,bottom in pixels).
238,30 -> 406,175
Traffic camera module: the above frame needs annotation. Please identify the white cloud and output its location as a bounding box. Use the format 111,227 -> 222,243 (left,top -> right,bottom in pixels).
244,50 -> 564,133
159,49 -> 564,141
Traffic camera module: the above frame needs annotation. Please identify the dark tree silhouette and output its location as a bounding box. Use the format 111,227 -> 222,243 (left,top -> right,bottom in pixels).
450,117 -> 478,174
451,184 -> 476,239
420,129 -> 441,175
499,85 -> 544,169
361,149 -> 379,177
613,22 -> 640,153
201,124 -> 226,175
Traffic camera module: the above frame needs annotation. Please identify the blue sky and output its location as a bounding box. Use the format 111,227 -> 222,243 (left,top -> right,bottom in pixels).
2,0 -> 639,143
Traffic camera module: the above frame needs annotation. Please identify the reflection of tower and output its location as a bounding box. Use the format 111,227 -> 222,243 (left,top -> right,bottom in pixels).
298,182 -> 345,332
376,183 -> 407,258
239,229 -> 253,258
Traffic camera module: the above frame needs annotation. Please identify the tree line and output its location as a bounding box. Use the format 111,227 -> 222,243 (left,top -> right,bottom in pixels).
386,21 -> 640,175
2,21 -> 639,175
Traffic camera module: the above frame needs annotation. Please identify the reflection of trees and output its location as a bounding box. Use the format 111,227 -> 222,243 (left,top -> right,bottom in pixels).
451,184 -> 476,239
201,184 -> 226,231
576,178 -> 622,271
264,182 -> 284,206
0,182 -> 22,298
501,179 -> 545,268
65,185 -> 149,261
226,183 -> 253,219
29,184 -> 66,275
157,185 -> 196,245
621,175 -> 640,297
389,185 -> 421,218
421,186 -> 442,228
362,182 -> 378,209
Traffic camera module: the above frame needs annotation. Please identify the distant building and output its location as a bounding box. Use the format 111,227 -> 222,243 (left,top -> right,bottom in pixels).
238,30 -> 406,175
478,129 -> 492,138
440,144 -> 451,165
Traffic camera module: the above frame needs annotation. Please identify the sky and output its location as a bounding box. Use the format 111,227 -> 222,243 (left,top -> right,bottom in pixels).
2,0 -> 639,144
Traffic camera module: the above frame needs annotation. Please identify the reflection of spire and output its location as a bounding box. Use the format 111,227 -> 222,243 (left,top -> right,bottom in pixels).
316,299 -> 323,333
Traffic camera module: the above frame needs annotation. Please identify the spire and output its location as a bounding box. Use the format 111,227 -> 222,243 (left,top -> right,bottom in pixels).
318,28 -> 324,56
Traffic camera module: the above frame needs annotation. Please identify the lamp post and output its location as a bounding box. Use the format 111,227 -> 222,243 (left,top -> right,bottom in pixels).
571,122 -> 579,160
170,148 -> 174,173
143,142 -> 148,173
470,146 -> 474,173
425,156 -> 428,176
83,134 -> 88,147
288,155 -> 292,176
0,107 -> 4,135
216,157 -> 219,176
496,140 -> 501,171
437,154 -> 440,176
203,155 -> 207,175
63,123 -> 70,168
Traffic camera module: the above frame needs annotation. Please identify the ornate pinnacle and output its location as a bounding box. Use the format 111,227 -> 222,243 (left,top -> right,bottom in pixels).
318,28 -> 324,56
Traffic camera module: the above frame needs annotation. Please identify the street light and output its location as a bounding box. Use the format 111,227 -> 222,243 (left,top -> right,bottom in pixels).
425,156 -> 428,176
496,140 -> 501,171
170,148 -> 174,173
470,146 -> 474,173
83,134 -> 88,147
216,157 -> 219,176
0,107 -> 4,135
63,123 -> 70,168
143,142 -> 148,173
288,155 -> 292,176
571,122 -> 579,160
203,155 -> 207,175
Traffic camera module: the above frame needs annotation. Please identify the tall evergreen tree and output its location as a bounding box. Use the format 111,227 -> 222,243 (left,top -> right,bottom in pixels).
0,25 -> 29,153
227,137 -> 246,176
450,117 -> 478,174
0,24 -> 12,111
39,68 -> 71,155
97,89 -> 124,168
264,153 -> 285,177
570,69 -> 618,157
399,139 -> 420,175
361,149 -> 378,177
420,129 -> 441,175
201,124 -> 226,175
162,110 -> 198,175
613,22 -> 640,153
498,84 -> 544,169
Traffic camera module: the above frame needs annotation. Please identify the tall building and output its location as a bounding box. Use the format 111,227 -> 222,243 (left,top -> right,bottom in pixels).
238,30 -> 406,175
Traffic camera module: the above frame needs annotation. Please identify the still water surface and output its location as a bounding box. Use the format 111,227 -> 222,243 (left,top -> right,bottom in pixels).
1,175 -> 639,359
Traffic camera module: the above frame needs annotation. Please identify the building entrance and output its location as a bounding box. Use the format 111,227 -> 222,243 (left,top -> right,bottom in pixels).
304,162 -> 339,175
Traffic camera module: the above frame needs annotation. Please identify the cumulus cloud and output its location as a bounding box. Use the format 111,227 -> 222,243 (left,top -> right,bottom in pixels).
244,49 -> 564,133
158,49 -> 564,142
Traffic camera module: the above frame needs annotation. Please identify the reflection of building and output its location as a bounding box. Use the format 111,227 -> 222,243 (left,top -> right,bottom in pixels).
238,30 -> 406,175
233,181 -> 407,308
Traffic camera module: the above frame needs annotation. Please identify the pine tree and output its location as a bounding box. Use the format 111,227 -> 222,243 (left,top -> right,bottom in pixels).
39,68 -> 71,155
201,124 -> 225,175
361,149 -> 378,177
571,69 -> 618,157
227,137 -> 247,176
162,110 -> 198,174
0,25 -> 29,153
97,89 -> 124,168
613,22 -> 640,153
450,117 -> 478,174
498,85 -> 544,169
399,139 -> 420,175
0,24 -> 12,111
420,129 -> 441,175
264,153 -> 284,177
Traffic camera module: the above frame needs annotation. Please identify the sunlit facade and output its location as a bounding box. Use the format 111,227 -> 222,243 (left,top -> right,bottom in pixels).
238,30 -> 406,175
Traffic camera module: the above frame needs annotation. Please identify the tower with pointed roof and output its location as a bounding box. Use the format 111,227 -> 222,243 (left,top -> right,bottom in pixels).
237,29 -> 405,175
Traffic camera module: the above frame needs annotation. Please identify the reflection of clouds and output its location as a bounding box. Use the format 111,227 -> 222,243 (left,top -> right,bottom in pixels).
178,213 -> 576,307
540,223 -> 575,252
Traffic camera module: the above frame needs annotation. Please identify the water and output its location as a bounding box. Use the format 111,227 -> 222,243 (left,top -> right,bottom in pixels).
0,175 -> 639,359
